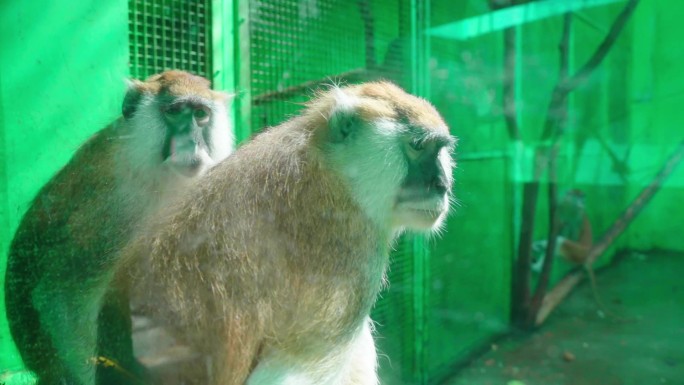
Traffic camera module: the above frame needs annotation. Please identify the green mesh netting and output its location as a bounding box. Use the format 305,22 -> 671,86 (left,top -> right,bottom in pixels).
128,0 -> 212,80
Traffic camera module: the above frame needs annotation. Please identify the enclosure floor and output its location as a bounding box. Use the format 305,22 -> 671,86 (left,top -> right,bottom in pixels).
445,251 -> 684,385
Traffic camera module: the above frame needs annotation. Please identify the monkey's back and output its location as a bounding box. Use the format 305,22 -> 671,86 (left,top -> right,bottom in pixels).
4,120 -> 144,379
129,118 -> 390,362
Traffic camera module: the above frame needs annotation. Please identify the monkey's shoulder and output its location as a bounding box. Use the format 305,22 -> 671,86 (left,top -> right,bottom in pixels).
10,121 -> 128,252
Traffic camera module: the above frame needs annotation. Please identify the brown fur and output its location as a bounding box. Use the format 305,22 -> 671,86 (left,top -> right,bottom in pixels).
132,70 -> 226,101
559,215 -> 593,264
308,82 -> 448,143
557,189 -> 593,264
4,70 -> 232,385
120,82 -> 454,384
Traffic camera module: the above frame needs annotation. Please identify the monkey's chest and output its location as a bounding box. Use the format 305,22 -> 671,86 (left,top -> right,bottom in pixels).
267,254 -> 386,343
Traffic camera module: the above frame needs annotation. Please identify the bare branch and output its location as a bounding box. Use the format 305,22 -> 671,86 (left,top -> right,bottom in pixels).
562,0 -> 640,94
542,0 -> 640,140
503,27 -> 521,140
526,13 -> 572,325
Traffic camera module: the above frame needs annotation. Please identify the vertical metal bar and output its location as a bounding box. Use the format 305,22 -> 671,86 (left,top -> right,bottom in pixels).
508,23 -> 523,324
411,233 -> 428,385
409,0 -> 418,94
235,0 -> 252,143
187,0 -> 192,72
154,0 -> 160,73
168,0 -> 174,68
161,0 -> 167,71
129,0 -> 138,78
211,0 -> 238,145
409,1 -> 431,383
0,73 -> 9,267
142,0 -> 148,77
174,1 -> 179,70
196,0 -> 200,74
204,0 -> 211,78
197,0 -> 201,75
153,1 -> 158,72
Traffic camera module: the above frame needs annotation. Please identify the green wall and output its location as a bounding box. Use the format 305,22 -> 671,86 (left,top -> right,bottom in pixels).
0,0 -> 129,375
623,0 -> 684,250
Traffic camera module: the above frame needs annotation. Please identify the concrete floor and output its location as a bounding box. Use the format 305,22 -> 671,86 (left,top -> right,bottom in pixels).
445,251 -> 684,385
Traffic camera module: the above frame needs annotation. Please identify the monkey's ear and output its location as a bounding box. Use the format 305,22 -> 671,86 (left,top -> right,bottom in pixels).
328,88 -> 360,143
122,79 -> 144,119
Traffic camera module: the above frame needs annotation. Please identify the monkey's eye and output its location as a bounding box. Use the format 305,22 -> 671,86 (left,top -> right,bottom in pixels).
409,140 -> 425,152
164,104 -> 183,116
193,108 -> 210,124
405,139 -> 426,160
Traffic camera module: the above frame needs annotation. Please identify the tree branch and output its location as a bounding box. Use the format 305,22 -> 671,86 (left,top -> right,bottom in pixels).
526,13 -> 571,325
543,0 -> 640,139
514,0 -> 640,328
562,0 -> 640,94
503,26 -> 521,140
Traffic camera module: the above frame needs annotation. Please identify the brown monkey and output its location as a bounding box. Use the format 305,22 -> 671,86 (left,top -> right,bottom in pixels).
4,71 -> 234,385
119,82 -> 456,385
532,189 -> 593,272
531,190 -> 621,317
557,189 -> 593,264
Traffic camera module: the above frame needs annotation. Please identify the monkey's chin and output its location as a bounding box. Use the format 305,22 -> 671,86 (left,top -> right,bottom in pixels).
392,203 -> 447,231
165,149 -> 215,178
165,156 -> 210,178
167,162 -> 205,177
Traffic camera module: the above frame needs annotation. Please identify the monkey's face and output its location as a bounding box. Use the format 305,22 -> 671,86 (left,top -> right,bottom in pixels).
123,71 -> 233,179
156,94 -> 231,177
322,82 -> 455,233
392,131 -> 454,231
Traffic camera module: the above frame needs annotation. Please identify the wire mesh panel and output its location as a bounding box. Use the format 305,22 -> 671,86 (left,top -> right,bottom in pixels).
248,0 -> 411,131
128,0 -> 212,80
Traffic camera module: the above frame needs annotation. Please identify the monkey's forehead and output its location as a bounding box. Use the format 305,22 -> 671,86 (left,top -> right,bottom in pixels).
137,70 -> 219,100
346,82 -> 449,135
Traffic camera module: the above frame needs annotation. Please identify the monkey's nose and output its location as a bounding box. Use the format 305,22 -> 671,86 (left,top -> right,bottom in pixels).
175,122 -> 193,135
431,177 -> 448,195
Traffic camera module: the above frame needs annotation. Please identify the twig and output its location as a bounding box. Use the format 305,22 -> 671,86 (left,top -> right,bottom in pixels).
252,68 -> 370,106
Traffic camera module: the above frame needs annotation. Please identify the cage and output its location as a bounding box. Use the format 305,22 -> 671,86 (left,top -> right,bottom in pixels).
1,0 -> 683,384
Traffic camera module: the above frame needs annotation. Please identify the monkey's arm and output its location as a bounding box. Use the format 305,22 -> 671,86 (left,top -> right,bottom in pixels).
6,127 -> 129,385
559,214 -> 593,265
558,238 -> 590,265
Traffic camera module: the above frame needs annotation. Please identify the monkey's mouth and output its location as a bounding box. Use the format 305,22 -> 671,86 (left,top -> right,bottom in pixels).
401,206 -> 444,221
164,136 -> 210,177
393,196 -> 448,230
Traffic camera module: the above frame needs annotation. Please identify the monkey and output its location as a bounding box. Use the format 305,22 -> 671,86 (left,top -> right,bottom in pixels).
531,189 -> 620,317
117,81 -> 456,385
531,189 -> 593,272
555,189 -> 593,264
3,70 -> 234,385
